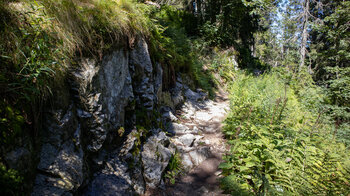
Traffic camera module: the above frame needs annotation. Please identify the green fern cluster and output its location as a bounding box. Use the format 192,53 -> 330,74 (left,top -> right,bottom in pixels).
220,70 -> 350,195
164,152 -> 183,184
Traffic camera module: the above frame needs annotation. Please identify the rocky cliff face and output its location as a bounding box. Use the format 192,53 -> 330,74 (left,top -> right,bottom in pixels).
29,38 -> 173,195
2,37 -> 210,195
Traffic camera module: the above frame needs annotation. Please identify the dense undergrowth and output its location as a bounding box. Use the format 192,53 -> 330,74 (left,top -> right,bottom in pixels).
217,1 -> 350,195
220,68 -> 350,195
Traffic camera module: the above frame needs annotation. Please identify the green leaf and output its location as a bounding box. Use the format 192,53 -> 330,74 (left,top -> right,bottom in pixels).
245,161 -> 256,168
219,162 -> 234,169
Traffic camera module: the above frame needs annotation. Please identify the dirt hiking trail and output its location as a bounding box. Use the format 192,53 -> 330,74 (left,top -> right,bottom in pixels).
146,89 -> 230,196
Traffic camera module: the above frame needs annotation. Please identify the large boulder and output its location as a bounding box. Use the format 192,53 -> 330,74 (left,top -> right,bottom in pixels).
142,132 -> 173,189
83,158 -> 134,196
32,106 -> 83,195
130,38 -> 155,110
170,81 -> 184,108
180,146 -> 211,171
72,50 -> 134,152
184,88 -> 202,102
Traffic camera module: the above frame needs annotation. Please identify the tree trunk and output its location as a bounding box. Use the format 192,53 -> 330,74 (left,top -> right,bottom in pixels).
299,0 -> 309,72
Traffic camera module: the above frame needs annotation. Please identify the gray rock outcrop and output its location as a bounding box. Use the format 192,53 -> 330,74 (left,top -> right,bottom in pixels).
32,105 -> 83,195
130,39 -> 155,111
142,132 -> 173,189
32,38 -> 169,195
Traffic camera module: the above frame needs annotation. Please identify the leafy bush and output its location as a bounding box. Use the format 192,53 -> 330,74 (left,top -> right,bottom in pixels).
148,5 -> 193,71
220,70 -> 350,195
147,5 -> 217,94
323,66 -> 350,145
0,164 -> 23,196
0,104 -> 25,145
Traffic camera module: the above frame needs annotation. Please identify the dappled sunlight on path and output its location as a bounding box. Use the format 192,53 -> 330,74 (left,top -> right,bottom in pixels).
146,89 -> 230,196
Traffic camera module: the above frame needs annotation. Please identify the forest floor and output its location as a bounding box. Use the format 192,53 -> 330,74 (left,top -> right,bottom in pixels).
146,89 -> 230,196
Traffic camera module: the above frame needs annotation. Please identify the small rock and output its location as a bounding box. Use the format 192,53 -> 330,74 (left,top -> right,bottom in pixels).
171,93 -> 184,108
176,145 -> 194,153
196,89 -> 208,100
83,173 -> 133,196
162,111 -> 178,122
193,137 -> 207,147
181,154 -> 194,171
32,174 -> 73,196
197,186 -> 209,194
33,142 -> 83,195
167,123 -> 190,135
184,89 -> 202,102
119,129 -> 138,157
204,126 -> 216,133
189,147 -> 211,166
170,82 -> 184,107
177,134 -> 196,147
192,126 -> 199,133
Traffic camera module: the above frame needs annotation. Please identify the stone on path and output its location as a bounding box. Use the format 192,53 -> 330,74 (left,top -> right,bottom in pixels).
150,89 -> 230,196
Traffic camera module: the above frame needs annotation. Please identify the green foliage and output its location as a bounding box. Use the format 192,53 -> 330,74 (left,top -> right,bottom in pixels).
195,0 -> 280,69
0,1 -> 60,145
147,5 -> 216,94
221,70 -> 350,195
199,0 -> 259,47
0,103 -> 25,145
311,1 -> 350,145
148,5 -> 193,72
40,0 -> 153,55
164,152 -> 183,184
130,126 -> 149,159
0,164 -> 23,196
323,66 -> 350,145
191,43 -> 238,86
188,43 -> 217,96
1,1 -> 61,100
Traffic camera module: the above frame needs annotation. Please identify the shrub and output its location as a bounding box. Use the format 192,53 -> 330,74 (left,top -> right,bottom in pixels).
0,164 -> 23,196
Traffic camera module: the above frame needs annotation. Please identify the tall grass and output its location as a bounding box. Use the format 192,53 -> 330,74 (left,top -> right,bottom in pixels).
38,0 -> 153,57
